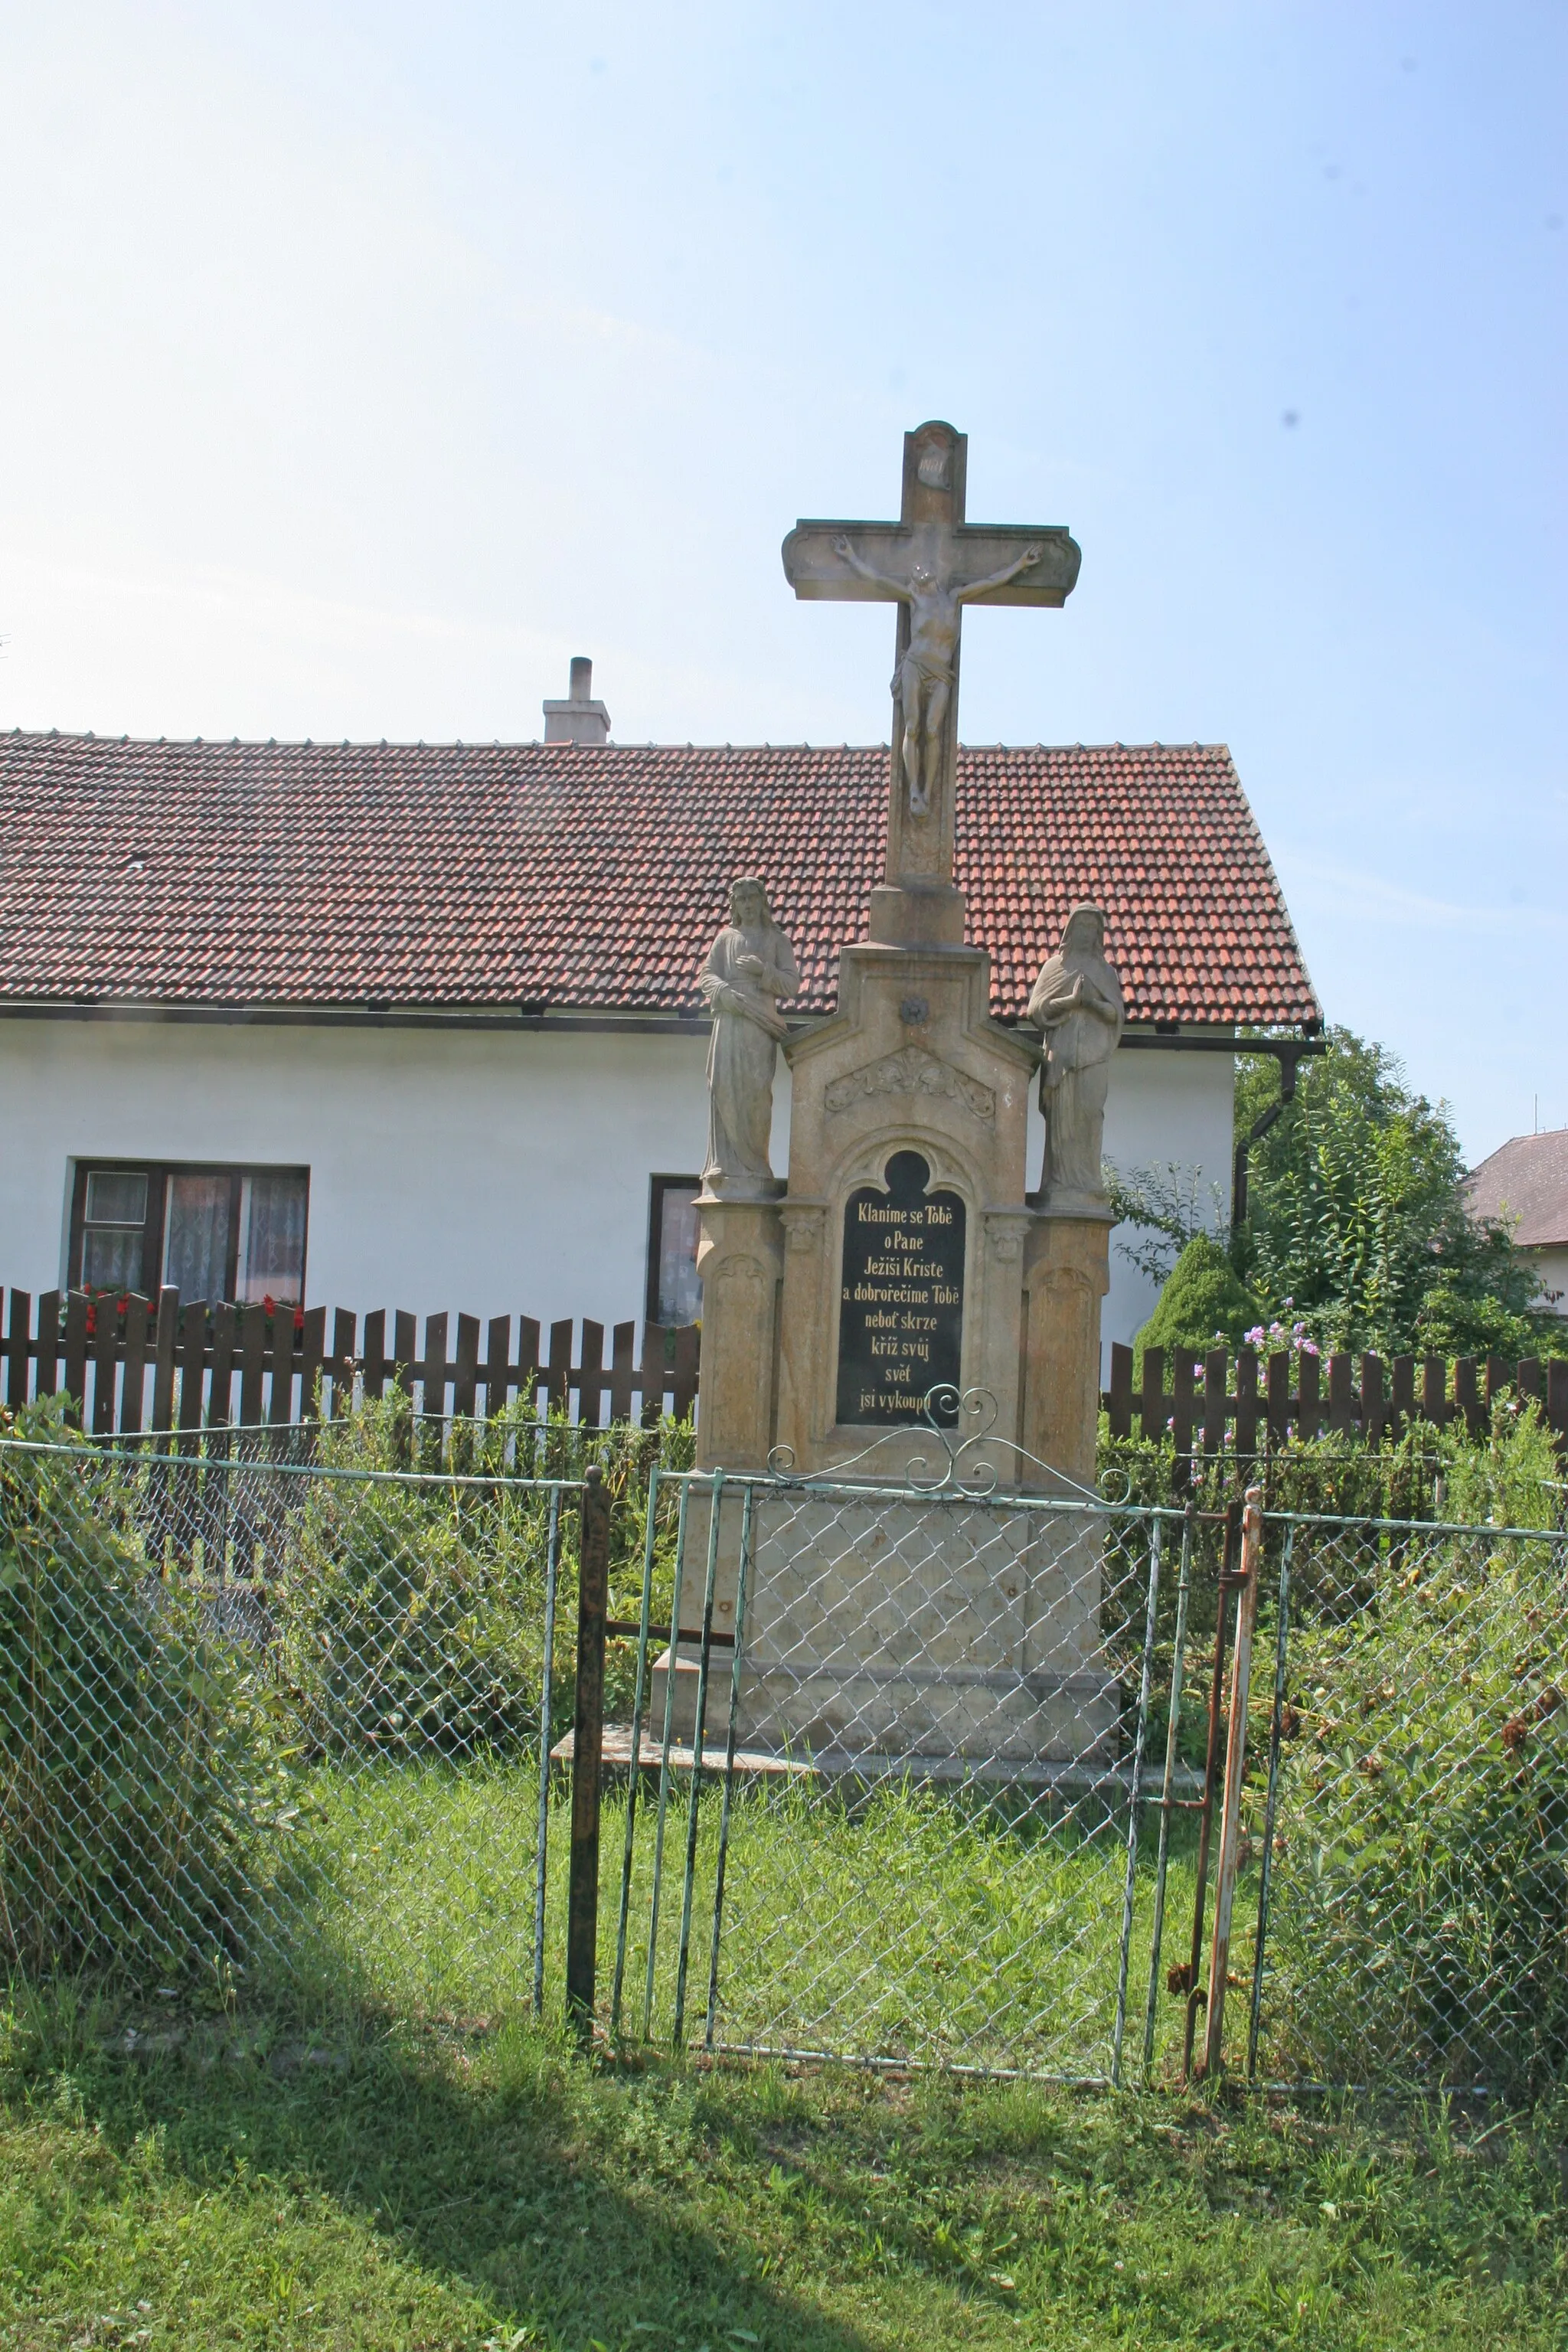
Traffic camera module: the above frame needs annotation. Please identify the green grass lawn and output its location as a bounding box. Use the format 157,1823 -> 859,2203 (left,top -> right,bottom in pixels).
2,1987 -> 1563,2352
256,1761 -> 1227,2084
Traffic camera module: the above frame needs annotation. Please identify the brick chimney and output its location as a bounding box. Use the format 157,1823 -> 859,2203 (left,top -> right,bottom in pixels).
542,655 -> 611,746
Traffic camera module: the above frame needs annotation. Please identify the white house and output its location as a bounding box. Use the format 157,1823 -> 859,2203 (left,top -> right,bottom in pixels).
1466,1130 -> 1568,1318
0,671 -> 1321,1360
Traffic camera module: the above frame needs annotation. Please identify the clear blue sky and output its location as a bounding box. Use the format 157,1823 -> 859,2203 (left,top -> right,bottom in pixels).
2,2 -> 1562,1159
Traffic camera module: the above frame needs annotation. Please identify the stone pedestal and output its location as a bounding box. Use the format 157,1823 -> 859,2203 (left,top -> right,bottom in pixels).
865,882 -> 965,947
1021,1206 -> 1114,1495
653,1197 -> 780,1739
729,1496 -> 1114,1773
772,936 -> 1037,1483
665,902 -> 1119,1764
693,1197 -> 783,1472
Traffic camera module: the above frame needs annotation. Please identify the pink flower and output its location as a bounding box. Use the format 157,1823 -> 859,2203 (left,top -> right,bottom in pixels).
1244,1325 -> 1266,1346
1299,1337 -> 1319,1355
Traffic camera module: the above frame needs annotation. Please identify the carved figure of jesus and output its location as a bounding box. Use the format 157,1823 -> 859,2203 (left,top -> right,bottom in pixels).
831,534 -> 1042,815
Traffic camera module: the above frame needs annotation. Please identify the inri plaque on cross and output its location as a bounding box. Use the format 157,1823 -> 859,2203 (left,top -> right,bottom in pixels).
782,422 -> 1080,938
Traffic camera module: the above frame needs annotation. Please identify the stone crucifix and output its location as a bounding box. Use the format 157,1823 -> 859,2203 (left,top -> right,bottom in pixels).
782,421 -> 1080,940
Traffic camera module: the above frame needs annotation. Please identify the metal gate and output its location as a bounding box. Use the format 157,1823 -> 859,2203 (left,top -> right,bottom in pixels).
609,1462 -> 1568,2096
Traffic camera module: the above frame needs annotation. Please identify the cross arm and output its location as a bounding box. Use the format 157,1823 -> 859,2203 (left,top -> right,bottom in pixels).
946,525 -> 1081,607
781,521 -> 912,603
781,518 -> 1081,606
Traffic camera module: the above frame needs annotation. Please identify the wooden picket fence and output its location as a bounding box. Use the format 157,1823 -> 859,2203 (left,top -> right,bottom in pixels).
3,1282 -> 1564,1456
0,1286 -> 700,1437
1103,1341 -> 1568,1454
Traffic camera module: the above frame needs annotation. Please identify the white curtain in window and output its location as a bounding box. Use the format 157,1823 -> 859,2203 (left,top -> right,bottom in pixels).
82,1170 -> 149,1293
239,1172 -> 308,1304
164,1173 -> 231,1304
83,1227 -> 144,1292
85,1171 -> 148,1227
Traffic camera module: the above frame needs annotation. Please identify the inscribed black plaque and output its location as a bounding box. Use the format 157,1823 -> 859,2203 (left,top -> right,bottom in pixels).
835,1150 -> 965,1426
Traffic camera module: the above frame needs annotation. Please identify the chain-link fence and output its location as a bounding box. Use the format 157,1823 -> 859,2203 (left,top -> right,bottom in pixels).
3,1427 -> 1563,2096
608,1471 -> 1184,2082
0,1426 -> 584,2018
1249,1506 -> 1568,2098
613,1469 -> 1567,2096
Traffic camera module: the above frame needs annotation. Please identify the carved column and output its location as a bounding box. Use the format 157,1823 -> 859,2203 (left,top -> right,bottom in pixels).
1020,1207 -> 1112,1493
772,1198 -> 828,1472
693,1198 -> 785,1472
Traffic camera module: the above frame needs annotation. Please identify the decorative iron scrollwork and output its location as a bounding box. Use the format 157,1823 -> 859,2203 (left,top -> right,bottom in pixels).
766,1384 -> 1124,1504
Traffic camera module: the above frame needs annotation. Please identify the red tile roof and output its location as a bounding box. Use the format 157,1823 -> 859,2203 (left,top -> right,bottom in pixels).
0,732 -> 1319,1028
1465,1131 -> 1568,1250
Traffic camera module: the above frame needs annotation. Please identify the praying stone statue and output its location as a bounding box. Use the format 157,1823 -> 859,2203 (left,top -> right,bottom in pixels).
697,879 -> 799,1198
831,533 -> 1043,816
1026,904 -> 1125,1203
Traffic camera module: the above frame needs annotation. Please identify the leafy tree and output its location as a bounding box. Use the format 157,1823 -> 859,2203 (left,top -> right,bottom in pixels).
1104,1161 -> 1229,1286
1233,1028 -> 1555,1357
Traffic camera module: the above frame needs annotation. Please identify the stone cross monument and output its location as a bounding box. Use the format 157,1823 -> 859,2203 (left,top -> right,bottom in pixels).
781,419 -> 1080,949
664,426 -> 1119,1762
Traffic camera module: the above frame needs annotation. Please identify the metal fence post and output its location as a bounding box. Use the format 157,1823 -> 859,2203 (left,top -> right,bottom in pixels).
1246,1519 -> 1294,2079
1111,1514 -> 1162,2086
1200,1482 -> 1263,2080
531,1484 -> 564,2016
1181,1500 -> 1240,2082
567,1463 -> 610,2044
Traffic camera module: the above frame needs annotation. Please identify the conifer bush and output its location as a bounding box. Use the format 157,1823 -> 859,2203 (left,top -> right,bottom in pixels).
1132,1232 -> 1263,1380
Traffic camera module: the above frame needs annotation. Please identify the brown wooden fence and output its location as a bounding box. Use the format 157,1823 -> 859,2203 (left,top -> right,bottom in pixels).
4,1284 -> 1565,1455
0,1287 -> 699,1437
1103,1341 -> 1568,1453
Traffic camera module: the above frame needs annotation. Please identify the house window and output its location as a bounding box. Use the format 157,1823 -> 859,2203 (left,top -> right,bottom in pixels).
80,1170 -> 151,1291
646,1176 -> 702,1327
69,1163 -> 309,1305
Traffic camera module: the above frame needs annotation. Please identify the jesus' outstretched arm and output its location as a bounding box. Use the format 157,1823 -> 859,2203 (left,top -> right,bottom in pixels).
831,534 -> 910,600
956,544 -> 1043,604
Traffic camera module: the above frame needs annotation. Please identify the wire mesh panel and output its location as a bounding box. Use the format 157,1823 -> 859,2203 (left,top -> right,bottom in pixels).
1245,1509 -> 1568,2096
8,1416 -> 1565,2097
614,1469 -> 1177,2081
0,1430 -> 579,2020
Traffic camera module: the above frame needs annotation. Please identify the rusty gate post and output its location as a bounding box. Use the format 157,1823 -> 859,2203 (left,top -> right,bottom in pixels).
1200,1483 -> 1263,2080
567,1463 -> 610,2045
1181,1500 -> 1240,2082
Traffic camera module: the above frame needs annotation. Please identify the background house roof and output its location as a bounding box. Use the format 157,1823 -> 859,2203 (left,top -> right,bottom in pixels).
0,731 -> 1320,1028
1465,1131 -> 1568,1250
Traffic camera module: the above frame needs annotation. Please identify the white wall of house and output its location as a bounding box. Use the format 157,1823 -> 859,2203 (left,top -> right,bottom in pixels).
0,1014 -> 1233,1357
1527,1246 -> 1568,1316
1093,1048 -> 1236,1355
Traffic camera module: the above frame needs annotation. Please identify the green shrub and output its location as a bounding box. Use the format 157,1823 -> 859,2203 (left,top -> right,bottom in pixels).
273,1398 -> 695,1756
0,1398 -> 301,1981
1266,1537 -> 1568,2091
1132,1234 -> 1263,1380
1257,1403 -> 1567,2094
273,1459 -> 560,1759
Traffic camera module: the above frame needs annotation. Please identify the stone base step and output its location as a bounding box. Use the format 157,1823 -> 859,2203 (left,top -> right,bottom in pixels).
549,1722 -> 809,1777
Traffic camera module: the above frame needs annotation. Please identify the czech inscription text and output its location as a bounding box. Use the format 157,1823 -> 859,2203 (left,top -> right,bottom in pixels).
835,1149 -> 965,1425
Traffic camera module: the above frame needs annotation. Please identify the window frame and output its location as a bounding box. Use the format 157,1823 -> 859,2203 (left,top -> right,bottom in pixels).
67,1159 -> 310,1305
645,1173 -> 704,1328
